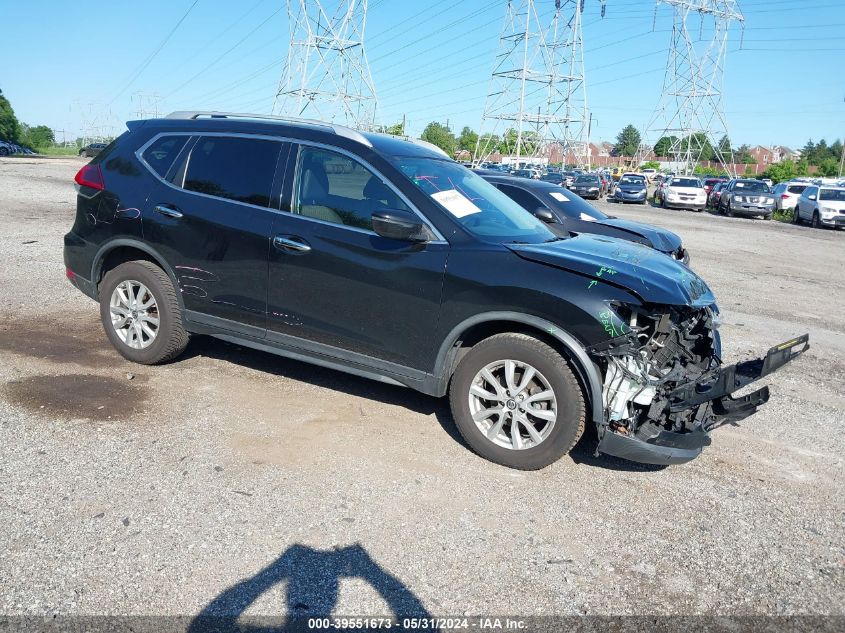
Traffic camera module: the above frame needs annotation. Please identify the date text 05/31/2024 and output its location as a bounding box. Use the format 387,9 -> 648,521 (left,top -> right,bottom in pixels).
307,617 -> 527,630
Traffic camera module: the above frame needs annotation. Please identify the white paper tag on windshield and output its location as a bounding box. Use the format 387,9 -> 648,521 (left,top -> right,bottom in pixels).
549,192 -> 568,202
431,189 -> 481,217
580,213 -> 597,222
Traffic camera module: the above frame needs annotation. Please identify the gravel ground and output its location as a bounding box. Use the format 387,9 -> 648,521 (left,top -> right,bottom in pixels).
0,157 -> 843,623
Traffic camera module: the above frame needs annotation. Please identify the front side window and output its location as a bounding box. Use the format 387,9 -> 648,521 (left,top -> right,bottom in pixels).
142,135 -> 189,178
293,147 -> 409,231
184,136 -> 282,208
391,157 -> 555,244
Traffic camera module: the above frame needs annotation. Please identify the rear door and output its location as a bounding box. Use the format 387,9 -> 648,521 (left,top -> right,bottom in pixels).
140,133 -> 288,332
265,143 -> 448,371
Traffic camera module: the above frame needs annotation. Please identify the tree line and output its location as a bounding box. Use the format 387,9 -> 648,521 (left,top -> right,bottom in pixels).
0,89 -> 55,149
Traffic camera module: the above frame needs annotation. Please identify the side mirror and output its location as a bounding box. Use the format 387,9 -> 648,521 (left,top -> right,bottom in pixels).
372,209 -> 432,242
532,207 -> 556,223
808,195 -> 817,201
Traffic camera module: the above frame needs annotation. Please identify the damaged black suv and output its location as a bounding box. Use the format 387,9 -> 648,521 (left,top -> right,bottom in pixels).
64,112 -> 808,470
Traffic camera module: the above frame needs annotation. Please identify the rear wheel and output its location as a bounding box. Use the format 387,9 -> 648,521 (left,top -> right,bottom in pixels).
449,333 -> 585,470
99,260 -> 189,365
0,147 -> 9,157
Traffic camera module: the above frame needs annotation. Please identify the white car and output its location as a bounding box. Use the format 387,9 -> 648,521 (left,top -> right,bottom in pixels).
772,181 -> 809,211
794,185 -> 845,229
640,168 -> 657,182
659,176 -> 707,212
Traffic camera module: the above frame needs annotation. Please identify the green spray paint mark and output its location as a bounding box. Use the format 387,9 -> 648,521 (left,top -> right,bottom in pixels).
587,280 -> 597,289
598,310 -> 627,338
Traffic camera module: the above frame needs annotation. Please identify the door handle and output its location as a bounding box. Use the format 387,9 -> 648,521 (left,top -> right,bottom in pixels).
273,235 -> 311,253
154,204 -> 183,219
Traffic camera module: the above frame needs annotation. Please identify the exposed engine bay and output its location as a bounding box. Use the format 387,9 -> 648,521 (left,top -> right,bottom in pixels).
588,303 -> 809,464
598,306 -> 720,439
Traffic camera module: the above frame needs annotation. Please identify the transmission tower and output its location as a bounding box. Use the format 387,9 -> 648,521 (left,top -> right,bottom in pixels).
131,92 -> 162,119
474,0 -> 606,168
644,0 -> 744,175
273,0 -> 378,129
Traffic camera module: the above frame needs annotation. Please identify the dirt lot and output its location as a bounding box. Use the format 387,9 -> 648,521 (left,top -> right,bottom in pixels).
1,157 -> 843,622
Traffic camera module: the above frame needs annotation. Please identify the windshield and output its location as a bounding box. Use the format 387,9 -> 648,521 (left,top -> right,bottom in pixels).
619,176 -> 646,186
391,157 -> 556,244
541,188 -> 606,221
575,175 -> 598,184
671,178 -> 702,188
734,180 -> 770,193
819,189 -> 845,201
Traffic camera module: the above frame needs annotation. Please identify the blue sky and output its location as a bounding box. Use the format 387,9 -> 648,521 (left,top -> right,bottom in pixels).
1,0 -> 843,149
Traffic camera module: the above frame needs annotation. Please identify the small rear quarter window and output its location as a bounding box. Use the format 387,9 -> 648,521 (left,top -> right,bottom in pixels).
142,135 -> 189,178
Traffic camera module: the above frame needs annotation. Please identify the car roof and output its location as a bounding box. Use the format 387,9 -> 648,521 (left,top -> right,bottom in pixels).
479,174 -> 563,191
141,111 -> 448,161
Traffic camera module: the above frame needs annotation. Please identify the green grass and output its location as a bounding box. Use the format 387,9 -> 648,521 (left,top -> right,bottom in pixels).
35,146 -> 81,156
773,208 -> 794,223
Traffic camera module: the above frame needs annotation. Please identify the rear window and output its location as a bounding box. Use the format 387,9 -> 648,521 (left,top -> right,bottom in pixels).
787,185 -> 808,195
142,135 -> 189,178
184,136 -> 282,208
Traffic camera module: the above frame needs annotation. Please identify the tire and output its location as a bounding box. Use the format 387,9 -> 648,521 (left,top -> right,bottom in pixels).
0,147 -> 8,157
725,201 -> 734,217
448,333 -> 585,470
99,260 -> 189,365
792,207 -> 801,224
812,211 -> 821,229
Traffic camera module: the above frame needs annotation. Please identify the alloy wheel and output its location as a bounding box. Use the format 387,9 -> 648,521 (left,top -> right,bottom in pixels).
109,280 -> 160,349
467,360 -> 557,450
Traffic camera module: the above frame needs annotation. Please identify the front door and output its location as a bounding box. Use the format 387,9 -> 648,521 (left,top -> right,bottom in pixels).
141,134 -> 288,332
266,144 -> 448,371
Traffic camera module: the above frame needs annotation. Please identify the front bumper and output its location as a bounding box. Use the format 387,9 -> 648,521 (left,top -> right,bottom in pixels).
731,202 -> 775,216
820,214 -> 845,226
597,334 -> 809,465
665,198 -> 707,210
614,191 -> 647,202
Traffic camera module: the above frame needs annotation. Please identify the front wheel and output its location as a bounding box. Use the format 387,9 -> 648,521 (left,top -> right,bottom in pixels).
449,333 -> 585,470
99,260 -> 189,364
812,211 -> 821,229
792,207 -> 801,224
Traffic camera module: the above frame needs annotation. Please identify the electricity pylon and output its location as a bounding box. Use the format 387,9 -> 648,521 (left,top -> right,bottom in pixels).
474,0 -> 606,167
273,0 -> 378,129
644,0 -> 744,175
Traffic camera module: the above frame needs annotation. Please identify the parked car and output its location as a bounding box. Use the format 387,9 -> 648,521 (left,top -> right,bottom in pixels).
772,181 -> 809,211
63,110 -> 808,469
717,179 -> 776,219
611,173 -> 648,205
561,171 -> 577,188
702,177 -> 727,197
570,174 -> 604,199
479,173 -> 689,263
708,181 -> 726,208
539,172 -> 566,186
640,168 -> 657,182
793,185 -> 845,228
79,142 -> 108,158
511,168 -> 541,179
659,176 -> 707,212
599,173 -> 614,195
0,140 -> 11,156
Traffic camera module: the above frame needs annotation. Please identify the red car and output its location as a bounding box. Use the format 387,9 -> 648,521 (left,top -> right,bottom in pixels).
708,181 -> 727,207
703,177 -> 727,196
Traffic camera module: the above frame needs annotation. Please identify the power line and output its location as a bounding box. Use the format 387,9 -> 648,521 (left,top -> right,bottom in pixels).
109,0 -> 201,105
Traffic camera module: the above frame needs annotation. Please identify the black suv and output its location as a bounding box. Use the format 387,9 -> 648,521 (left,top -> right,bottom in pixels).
64,112 -> 808,469
79,142 -> 108,158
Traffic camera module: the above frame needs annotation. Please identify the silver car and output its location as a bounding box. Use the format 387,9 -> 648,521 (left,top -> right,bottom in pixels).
772,181 -> 809,211
794,185 -> 845,229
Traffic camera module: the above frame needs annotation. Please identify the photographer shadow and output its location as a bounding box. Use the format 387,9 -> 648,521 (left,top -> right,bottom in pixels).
187,543 -> 433,633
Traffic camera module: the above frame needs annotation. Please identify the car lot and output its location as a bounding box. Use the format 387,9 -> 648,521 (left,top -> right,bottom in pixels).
1,157 -> 843,619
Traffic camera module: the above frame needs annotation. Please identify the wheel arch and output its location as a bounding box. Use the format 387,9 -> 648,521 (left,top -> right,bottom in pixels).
432,312 -> 603,427
92,239 -> 184,310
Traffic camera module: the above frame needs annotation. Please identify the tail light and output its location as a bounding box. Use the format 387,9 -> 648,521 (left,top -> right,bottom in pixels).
781,194 -> 789,199
74,164 -> 104,191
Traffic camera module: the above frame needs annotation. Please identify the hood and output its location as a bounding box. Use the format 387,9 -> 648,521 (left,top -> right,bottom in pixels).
599,217 -> 682,254
507,234 -> 714,307
820,200 -> 845,211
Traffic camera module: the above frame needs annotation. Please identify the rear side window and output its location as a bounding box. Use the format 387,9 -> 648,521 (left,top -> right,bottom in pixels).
184,136 -> 282,208
787,185 -> 807,195
142,135 -> 189,178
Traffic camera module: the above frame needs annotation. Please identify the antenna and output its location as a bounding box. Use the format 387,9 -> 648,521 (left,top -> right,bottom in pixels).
644,0 -> 744,176
273,0 -> 379,129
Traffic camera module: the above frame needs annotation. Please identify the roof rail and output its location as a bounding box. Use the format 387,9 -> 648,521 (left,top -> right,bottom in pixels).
164,111 -> 372,148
